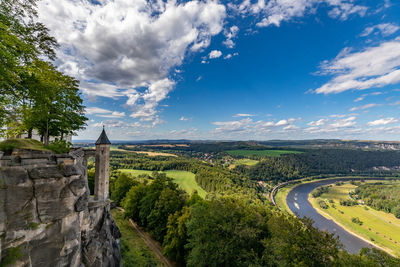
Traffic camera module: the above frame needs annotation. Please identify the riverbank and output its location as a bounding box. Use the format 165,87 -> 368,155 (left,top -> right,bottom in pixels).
309,181 -> 400,257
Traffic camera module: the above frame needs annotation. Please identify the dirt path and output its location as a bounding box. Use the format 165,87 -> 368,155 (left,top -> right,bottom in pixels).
117,208 -> 174,267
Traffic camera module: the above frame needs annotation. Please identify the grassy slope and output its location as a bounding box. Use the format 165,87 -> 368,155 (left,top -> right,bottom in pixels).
111,209 -> 164,267
226,149 -> 302,157
310,181 -> 400,257
0,139 -> 50,152
274,185 -> 295,214
234,159 -> 259,166
119,169 -> 207,198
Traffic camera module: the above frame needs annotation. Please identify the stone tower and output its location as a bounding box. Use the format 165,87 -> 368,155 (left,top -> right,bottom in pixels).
94,127 -> 111,200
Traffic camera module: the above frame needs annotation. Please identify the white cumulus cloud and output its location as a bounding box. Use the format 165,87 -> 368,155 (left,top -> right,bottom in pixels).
367,117 -> 398,126
315,38 -> 400,94
38,0 -> 226,122
209,50 -> 223,59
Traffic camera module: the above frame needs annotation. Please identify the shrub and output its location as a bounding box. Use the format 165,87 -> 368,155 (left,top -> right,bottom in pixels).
46,139 -> 71,154
351,217 -> 363,225
312,186 -> 329,198
319,200 -> 329,209
393,206 -> 400,219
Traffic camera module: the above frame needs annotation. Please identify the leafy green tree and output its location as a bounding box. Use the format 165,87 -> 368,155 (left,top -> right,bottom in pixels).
0,0 -> 57,123
19,61 -> 87,144
147,187 -> 185,242
393,206 -> 400,219
123,184 -> 147,221
186,198 -> 268,267
264,215 -> 340,267
163,193 -> 204,264
111,173 -> 137,205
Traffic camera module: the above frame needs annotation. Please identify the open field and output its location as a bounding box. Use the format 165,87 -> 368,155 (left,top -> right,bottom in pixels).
234,158 -> 259,166
111,209 -> 164,266
132,151 -> 177,157
109,146 -> 177,157
226,149 -> 302,157
119,169 -> 207,198
310,181 -> 400,257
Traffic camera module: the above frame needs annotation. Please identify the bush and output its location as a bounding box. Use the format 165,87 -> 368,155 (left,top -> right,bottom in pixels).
312,186 -> 329,198
46,139 -> 71,153
393,206 -> 400,219
351,217 -> 363,225
340,200 -> 358,206
318,200 -> 329,209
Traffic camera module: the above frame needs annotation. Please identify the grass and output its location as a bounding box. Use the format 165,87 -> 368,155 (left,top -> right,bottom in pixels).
0,139 -> 50,153
274,185 -> 297,214
111,209 -> 164,267
234,159 -> 259,166
226,149 -> 302,157
119,169 -> 207,198
309,181 -> 400,257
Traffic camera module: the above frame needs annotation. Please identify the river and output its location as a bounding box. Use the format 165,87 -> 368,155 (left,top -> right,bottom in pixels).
285,178 -> 382,254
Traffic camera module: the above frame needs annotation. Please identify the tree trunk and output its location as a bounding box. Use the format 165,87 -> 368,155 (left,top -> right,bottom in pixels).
28,128 -> 33,139
44,119 -> 50,146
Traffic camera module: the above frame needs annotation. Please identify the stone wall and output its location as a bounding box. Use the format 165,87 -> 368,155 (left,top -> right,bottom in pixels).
0,149 -> 121,267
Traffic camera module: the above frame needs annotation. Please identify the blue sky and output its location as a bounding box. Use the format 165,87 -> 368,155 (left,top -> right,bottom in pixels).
37,0 -> 400,141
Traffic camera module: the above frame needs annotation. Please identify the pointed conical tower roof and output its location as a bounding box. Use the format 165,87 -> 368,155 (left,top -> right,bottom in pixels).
95,127 -> 111,145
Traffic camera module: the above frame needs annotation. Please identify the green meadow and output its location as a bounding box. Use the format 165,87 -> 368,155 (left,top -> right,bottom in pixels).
111,209 -> 164,266
226,149 -> 302,157
119,169 -> 207,198
233,159 -> 259,166
310,181 -> 400,257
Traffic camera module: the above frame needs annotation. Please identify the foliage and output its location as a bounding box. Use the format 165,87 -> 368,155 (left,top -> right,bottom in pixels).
243,149 -> 400,183
340,199 -> 358,206
0,246 -> 23,267
111,210 -> 162,267
319,200 -> 329,209
45,139 -> 71,154
227,149 -> 302,157
110,151 -> 262,202
0,0 -> 86,143
111,173 -> 138,205
122,174 -> 186,243
87,167 -> 95,195
312,186 -> 330,198
119,169 -> 207,198
355,182 -> 400,218
351,217 -> 363,225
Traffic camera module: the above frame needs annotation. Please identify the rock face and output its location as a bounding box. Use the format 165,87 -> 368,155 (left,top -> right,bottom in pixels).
0,150 -> 121,267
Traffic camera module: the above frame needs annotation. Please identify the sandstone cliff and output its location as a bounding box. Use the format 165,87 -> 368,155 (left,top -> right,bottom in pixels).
0,149 -> 121,266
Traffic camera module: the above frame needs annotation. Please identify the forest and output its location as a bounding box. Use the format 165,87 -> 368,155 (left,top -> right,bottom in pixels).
108,151 -> 266,201
240,149 -> 400,183
111,171 -> 400,266
355,183 -> 400,218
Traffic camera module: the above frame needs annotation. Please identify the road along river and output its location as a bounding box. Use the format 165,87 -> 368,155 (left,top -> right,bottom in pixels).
286,178 -> 385,254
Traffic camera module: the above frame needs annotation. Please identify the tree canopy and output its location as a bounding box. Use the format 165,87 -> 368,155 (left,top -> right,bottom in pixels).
0,0 -> 86,142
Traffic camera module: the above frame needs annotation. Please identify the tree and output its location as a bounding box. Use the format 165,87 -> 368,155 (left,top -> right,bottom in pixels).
111,173 -> 137,205
0,0 -> 57,124
0,0 -> 86,142
147,187 -> 185,242
393,206 -> 400,219
163,192 -> 204,264
18,61 -> 87,144
186,198 -> 268,267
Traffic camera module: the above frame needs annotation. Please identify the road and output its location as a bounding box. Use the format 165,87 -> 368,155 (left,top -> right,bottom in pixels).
286,178 -> 381,254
